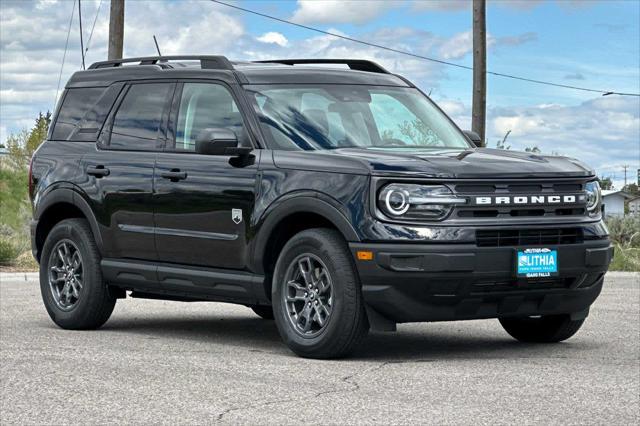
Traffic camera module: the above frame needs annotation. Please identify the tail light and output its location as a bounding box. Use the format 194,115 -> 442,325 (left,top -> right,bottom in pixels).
28,156 -> 34,199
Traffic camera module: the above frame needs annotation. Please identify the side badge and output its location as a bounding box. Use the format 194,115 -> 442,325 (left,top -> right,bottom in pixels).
232,209 -> 243,225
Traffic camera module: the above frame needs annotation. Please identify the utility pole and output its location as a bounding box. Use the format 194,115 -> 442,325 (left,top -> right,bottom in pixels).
108,0 -> 125,60
622,165 -> 629,188
472,0 -> 486,146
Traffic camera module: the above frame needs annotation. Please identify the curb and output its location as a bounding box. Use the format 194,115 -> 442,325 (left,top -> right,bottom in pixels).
0,272 -> 39,282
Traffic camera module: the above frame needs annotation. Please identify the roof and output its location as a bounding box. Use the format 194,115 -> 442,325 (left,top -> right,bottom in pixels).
69,56 -> 411,88
602,190 -> 635,199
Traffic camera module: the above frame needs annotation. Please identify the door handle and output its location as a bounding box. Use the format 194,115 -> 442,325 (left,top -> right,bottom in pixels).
160,169 -> 187,182
87,165 -> 110,178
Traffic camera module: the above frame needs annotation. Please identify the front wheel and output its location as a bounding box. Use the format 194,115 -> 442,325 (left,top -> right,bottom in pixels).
272,228 -> 369,359
499,314 -> 585,343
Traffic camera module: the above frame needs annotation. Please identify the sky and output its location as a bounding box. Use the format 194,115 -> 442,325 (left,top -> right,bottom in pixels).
1,0 -> 639,187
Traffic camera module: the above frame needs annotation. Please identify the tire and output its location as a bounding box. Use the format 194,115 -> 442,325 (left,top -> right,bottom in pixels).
499,314 -> 585,343
272,228 -> 369,359
250,305 -> 274,320
39,218 -> 116,330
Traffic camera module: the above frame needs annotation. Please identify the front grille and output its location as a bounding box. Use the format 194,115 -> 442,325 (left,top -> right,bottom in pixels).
476,228 -> 584,247
452,180 -> 587,220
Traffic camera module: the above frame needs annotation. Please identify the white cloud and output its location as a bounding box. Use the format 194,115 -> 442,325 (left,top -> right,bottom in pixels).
291,0 -> 397,25
412,0 -> 550,11
412,0 -> 470,11
438,30 -> 474,60
257,32 -> 289,47
438,30 -> 537,60
488,97 -> 640,177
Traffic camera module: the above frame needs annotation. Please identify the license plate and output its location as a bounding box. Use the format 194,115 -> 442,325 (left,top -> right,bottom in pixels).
517,248 -> 558,278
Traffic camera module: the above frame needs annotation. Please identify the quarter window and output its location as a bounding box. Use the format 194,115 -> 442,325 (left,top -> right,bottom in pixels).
51,88 -> 105,140
174,83 -> 244,151
109,83 -> 172,150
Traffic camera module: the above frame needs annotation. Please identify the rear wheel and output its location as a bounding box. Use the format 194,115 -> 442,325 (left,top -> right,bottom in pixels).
272,228 -> 368,359
499,314 -> 585,343
40,219 -> 116,330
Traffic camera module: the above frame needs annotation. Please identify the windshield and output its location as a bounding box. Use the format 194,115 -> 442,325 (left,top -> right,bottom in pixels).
245,85 -> 471,151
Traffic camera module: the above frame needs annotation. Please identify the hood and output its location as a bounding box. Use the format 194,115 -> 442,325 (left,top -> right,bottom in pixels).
273,147 -> 594,179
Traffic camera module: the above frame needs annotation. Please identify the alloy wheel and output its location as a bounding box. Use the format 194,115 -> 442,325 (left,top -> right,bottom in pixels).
283,253 -> 333,337
48,239 -> 83,311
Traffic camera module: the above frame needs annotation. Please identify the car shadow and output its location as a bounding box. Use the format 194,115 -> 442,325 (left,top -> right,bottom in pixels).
88,311 -> 600,361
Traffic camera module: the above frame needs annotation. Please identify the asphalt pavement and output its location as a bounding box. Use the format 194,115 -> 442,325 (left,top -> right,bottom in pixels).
1,272 -> 638,425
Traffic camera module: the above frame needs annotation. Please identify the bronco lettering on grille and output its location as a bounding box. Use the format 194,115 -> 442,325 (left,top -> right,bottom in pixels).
474,194 -> 584,206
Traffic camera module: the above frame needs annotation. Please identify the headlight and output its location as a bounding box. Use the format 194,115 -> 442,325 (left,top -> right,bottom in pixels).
585,181 -> 601,214
377,184 -> 466,221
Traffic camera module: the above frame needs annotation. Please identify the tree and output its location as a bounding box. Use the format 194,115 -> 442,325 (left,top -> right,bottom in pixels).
398,119 -> 441,146
623,183 -> 639,196
495,130 -> 511,150
3,112 -> 50,170
598,177 -> 614,190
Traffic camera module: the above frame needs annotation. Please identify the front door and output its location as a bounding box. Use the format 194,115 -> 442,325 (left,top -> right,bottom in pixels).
153,82 -> 260,269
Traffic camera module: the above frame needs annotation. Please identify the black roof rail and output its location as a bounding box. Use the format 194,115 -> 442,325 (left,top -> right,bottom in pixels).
253,59 -> 390,74
88,55 -> 234,70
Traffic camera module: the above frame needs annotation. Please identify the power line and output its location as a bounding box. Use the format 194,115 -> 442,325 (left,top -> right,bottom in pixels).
85,0 -> 104,56
210,0 -> 640,97
55,0 -> 76,108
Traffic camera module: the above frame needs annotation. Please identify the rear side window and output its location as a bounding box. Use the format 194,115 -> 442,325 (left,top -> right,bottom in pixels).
51,88 -> 105,140
109,83 -> 173,151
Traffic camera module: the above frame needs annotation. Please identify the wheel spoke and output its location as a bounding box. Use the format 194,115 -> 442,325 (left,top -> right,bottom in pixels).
71,251 -> 81,271
301,305 -> 313,332
298,257 -> 314,287
70,281 -> 80,298
317,270 -> 331,294
314,308 -> 326,327
59,282 -> 70,303
57,246 -> 67,265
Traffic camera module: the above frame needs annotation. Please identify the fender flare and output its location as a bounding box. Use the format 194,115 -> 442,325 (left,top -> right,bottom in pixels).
34,185 -> 105,257
249,193 -> 361,274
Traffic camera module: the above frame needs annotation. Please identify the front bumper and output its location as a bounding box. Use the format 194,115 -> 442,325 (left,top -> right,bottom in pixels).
350,239 -> 612,325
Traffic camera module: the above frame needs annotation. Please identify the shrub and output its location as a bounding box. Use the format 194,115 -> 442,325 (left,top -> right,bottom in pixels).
605,216 -> 640,248
605,216 -> 640,271
0,236 -> 21,265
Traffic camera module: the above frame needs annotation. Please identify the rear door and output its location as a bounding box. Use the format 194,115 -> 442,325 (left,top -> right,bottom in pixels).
79,81 -> 175,261
153,81 -> 260,269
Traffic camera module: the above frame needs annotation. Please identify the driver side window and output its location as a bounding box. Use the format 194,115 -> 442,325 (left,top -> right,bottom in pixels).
174,83 -> 244,151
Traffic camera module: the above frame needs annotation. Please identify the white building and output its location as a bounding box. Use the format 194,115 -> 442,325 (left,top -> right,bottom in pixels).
628,196 -> 640,216
601,190 -> 633,217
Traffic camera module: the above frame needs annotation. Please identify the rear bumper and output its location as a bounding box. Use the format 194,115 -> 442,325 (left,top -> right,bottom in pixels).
350,239 -> 612,324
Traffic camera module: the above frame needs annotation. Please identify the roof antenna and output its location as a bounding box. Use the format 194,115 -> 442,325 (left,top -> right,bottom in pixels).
153,35 -> 162,56
78,0 -> 85,69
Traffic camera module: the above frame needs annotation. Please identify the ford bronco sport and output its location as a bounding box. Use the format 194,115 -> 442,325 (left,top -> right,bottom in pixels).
30,56 -> 613,358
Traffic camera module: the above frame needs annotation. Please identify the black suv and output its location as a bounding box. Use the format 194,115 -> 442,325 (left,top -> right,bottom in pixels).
30,56 -> 612,358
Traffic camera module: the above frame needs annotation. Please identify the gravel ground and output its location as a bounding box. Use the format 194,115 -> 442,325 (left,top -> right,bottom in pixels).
1,272 -> 638,425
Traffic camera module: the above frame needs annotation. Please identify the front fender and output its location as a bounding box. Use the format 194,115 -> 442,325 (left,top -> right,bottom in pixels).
249,192 -> 360,274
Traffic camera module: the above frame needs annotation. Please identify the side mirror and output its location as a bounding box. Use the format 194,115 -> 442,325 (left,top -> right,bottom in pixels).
195,128 -> 252,156
463,130 -> 483,148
